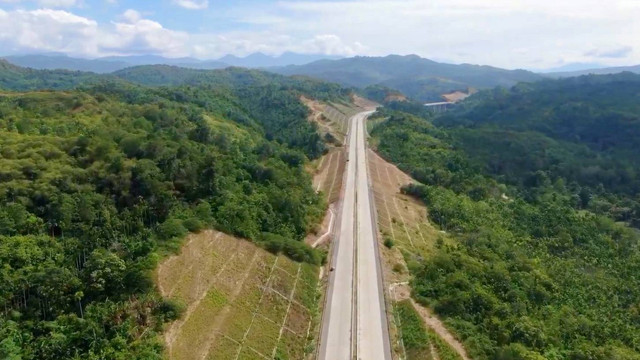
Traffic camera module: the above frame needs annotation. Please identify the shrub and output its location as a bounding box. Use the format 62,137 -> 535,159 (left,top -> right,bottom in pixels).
393,263 -> 404,273
258,232 -> 320,264
153,298 -> 185,322
182,218 -> 204,232
157,218 -> 187,240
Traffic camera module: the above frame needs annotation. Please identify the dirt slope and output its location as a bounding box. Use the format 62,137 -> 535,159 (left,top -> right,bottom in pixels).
156,230 -> 319,360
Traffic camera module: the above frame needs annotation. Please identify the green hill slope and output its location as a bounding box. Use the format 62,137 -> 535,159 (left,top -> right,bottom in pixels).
0,59 -> 104,90
0,72 -> 339,358
436,72 -> 640,226
367,73 -> 640,359
272,55 -> 542,102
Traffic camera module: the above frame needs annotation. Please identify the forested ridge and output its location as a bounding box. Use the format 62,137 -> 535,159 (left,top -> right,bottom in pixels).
436,72 -> 640,228
0,65 -> 343,358
272,54 -> 542,102
370,73 -> 640,359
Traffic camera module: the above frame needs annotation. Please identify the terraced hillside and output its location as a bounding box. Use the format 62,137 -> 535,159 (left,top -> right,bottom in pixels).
157,230 -> 319,360
368,132 -> 468,360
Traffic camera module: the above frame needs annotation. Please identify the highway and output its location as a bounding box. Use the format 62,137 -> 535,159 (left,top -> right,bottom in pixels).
319,111 -> 391,360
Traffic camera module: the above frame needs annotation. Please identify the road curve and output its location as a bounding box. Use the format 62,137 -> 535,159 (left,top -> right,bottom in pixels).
319,111 -> 391,360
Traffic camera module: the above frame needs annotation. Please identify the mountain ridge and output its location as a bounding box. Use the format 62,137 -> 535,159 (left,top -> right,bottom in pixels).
271,54 -> 543,102
545,64 -> 640,78
1,52 -> 342,74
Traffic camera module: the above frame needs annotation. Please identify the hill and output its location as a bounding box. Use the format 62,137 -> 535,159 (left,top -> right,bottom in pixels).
0,67 -> 347,359
272,55 -> 542,102
3,54 -> 131,74
1,52 -> 340,74
546,64 -> 640,78
0,62 -> 349,158
367,73 -> 640,359
220,51 -> 342,68
436,72 -> 640,221
0,59 -> 103,90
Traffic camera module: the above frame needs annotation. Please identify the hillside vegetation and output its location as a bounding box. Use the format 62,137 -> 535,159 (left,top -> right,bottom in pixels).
369,73 -> 640,359
437,72 -> 640,228
0,59 -> 103,90
0,66 -> 341,358
273,55 -> 542,102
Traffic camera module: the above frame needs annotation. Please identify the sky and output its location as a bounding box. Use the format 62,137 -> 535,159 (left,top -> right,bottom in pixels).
0,0 -> 638,70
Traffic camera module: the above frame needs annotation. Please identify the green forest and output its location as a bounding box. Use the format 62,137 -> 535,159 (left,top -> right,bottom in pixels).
0,65 -> 343,359
370,73 -> 640,359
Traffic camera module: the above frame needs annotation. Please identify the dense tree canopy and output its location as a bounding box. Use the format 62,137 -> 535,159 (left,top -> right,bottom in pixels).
435,73 -> 640,227
0,74 -> 335,358
370,74 -> 640,359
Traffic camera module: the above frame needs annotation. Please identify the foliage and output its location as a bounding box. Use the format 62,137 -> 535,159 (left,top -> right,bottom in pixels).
0,61 -> 350,160
0,59 -> 103,90
0,77 -> 331,358
396,300 -> 431,359
370,79 -> 640,359
258,232 -> 321,264
436,73 -> 640,227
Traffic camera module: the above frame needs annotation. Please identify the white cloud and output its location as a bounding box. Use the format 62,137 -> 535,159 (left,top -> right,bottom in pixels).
235,0 -> 640,68
186,31 -> 364,58
172,0 -> 208,10
39,0 -> 78,6
0,8 -> 189,57
0,8 -> 98,55
101,10 -> 190,56
0,0 -> 80,7
0,0 -> 638,68
299,34 -> 366,56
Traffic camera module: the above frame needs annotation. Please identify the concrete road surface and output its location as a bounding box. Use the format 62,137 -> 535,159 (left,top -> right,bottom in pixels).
319,111 -> 391,360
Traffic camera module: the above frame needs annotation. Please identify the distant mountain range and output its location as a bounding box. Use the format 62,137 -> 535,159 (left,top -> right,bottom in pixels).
544,64 -> 640,78
1,52 -> 342,74
218,52 -> 342,68
271,55 -> 543,102
3,52 -> 639,103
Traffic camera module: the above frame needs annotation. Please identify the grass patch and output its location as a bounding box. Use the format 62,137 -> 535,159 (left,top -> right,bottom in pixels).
396,300 -> 432,360
237,346 -> 263,360
285,303 -> 310,335
270,268 -> 296,296
225,305 -> 255,340
157,232 -> 321,360
429,328 -> 463,360
275,330 -> 307,360
172,288 -> 228,359
277,257 -> 300,277
244,315 -> 281,356
256,291 -> 289,323
206,335 -> 240,360
293,263 -> 319,310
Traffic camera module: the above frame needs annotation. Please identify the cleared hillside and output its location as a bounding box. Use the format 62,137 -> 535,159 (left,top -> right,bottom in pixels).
156,230 -> 319,360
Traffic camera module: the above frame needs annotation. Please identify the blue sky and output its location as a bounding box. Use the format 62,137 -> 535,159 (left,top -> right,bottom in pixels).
0,0 -> 638,69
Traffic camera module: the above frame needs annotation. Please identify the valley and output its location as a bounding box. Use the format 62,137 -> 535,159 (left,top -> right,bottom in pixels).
1,43 -> 639,360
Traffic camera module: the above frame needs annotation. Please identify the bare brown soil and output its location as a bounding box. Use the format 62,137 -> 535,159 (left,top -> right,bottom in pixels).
384,93 -> 408,102
352,94 -> 380,109
442,91 -> 470,103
